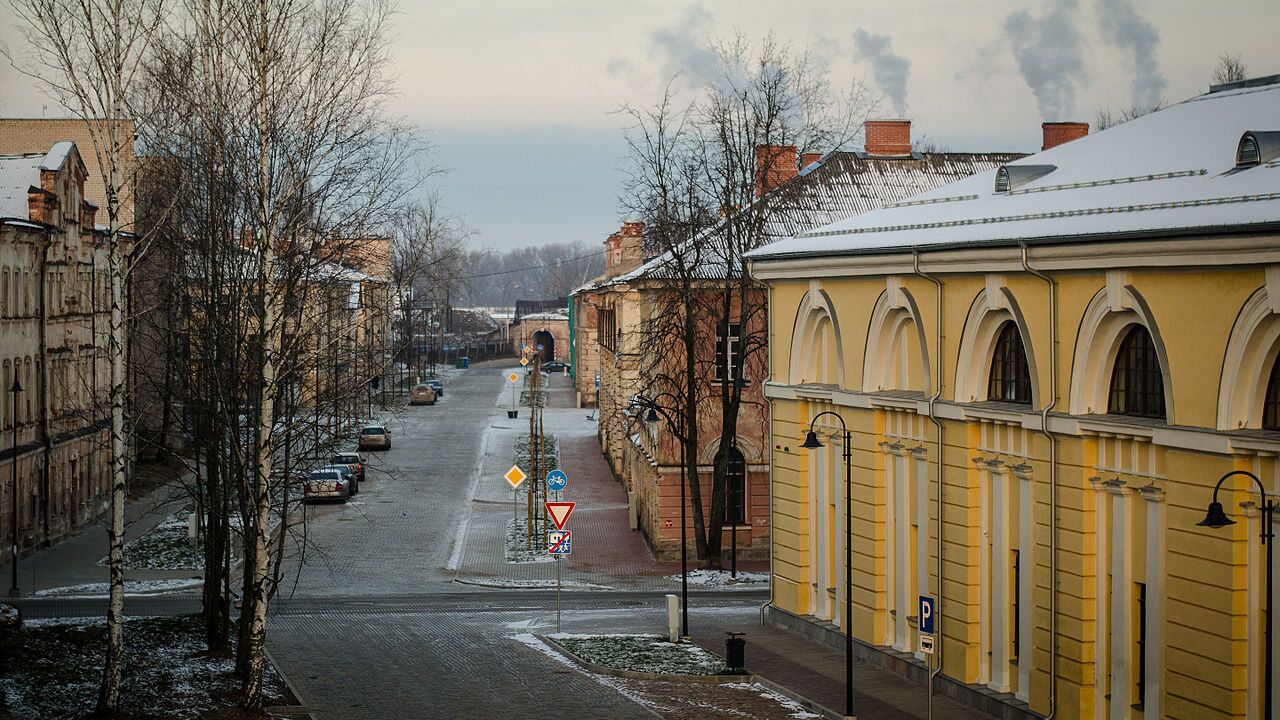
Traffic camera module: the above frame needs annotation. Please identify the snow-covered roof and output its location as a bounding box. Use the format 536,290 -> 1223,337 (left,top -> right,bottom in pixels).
40,141 -> 75,172
0,153 -> 43,219
517,311 -> 569,322
583,148 -> 1022,291
749,81 -> 1280,260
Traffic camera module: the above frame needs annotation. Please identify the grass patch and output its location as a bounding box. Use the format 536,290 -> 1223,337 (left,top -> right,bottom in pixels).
0,615 -> 293,719
552,634 -> 728,676
104,514 -> 204,571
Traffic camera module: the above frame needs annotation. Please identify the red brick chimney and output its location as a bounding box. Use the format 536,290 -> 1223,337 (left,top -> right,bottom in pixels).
27,187 -> 56,225
801,151 -> 824,170
755,144 -> 798,199
864,120 -> 912,156
603,221 -> 645,279
1042,122 -> 1089,151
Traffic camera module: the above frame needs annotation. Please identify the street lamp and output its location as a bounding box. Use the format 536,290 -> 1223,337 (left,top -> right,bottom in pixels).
644,403 -> 688,638
801,410 -> 853,719
1198,469 -> 1272,720
9,376 -> 21,598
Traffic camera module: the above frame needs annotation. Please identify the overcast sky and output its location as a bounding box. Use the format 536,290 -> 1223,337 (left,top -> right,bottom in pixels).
2,0 -> 1276,250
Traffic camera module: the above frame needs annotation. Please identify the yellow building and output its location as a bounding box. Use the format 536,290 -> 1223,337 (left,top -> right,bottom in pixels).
748,78 -> 1280,720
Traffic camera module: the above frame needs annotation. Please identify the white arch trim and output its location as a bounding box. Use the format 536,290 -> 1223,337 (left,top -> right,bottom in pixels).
863,281 -> 931,394
954,283 -> 1041,406
1068,281 -> 1174,419
1217,286 -> 1280,430
789,284 -> 846,387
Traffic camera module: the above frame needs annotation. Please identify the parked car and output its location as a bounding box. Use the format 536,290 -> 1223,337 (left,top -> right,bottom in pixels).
542,361 -> 570,373
331,451 -> 366,483
359,424 -> 391,450
424,378 -> 444,397
320,464 -> 358,495
304,469 -> 350,502
409,383 -> 437,405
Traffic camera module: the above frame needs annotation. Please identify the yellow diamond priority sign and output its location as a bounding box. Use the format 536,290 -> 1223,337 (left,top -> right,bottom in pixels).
520,357 -> 529,366
507,371 -> 519,383
504,465 -> 527,489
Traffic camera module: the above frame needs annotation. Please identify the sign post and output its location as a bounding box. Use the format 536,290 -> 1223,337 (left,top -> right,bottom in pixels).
547,502 -> 576,634
919,595 -> 936,719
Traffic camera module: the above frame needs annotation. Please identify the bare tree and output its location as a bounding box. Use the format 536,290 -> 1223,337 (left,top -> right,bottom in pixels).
6,0 -> 168,710
1094,100 -> 1164,131
621,35 -> 868,567
1212,52 -> 1249,85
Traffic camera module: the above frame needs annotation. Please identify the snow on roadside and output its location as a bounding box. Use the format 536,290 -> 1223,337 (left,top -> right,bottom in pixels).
34,578 -> 202,598
508,633 -> 664,711
455,578 -> 613,590
550,633 -> 728,676
667,568 -> 770,588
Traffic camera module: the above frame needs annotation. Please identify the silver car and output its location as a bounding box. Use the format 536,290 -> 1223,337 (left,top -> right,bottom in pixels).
359,424 -> 391,451
320,464 -> 359,495
304,469 -> 350,502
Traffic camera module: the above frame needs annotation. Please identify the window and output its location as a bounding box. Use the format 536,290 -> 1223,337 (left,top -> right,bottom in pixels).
715,323 -> 743,384
596,306 -> 617,353
1264,355 -> 1280,430
987,321 -> 1032,404
1108,325 -> 1166,419
1238,135 -> 1261,166
721,447 -> 747,524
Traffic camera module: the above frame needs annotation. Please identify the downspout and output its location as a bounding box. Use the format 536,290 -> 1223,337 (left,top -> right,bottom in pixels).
912,249 -> 945,693
40,232 -> 51,545
760,272 -> 774,625
1020,240 -> 1058,720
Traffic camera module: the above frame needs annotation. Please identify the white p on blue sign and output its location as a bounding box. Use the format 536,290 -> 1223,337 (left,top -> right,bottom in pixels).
919,595 -> 936,635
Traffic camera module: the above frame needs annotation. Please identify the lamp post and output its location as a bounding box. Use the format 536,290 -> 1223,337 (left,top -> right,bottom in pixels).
645,404 -> 688,638
8,377 -> 21,598
801,410 -> 853,718
1198,469 -> 1272,720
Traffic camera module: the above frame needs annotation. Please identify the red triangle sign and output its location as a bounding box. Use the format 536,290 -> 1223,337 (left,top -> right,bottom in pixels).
545,501 -> 575,530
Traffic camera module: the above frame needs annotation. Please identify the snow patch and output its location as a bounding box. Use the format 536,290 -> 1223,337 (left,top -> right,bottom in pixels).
34,578 -> 202,598
721,683 -> 822,718
668,569 -> 770,588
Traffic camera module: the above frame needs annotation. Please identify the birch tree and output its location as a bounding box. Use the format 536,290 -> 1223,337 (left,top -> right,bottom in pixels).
5,0 -> 168,710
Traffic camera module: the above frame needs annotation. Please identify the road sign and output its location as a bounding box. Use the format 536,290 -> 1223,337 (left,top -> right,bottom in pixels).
504,465 -> 527,489
536,344 -> 544,351
547,530 -> 572,555
507,372 -> 519,383
545,501 -> 575,530
919,595 -> 935,635
442,344 -> 450,352
546,469 -> 568,492
520,357 -> 529,366
919,633 -> 934,655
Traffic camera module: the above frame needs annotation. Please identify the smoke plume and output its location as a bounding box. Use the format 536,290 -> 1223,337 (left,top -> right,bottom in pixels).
1096,0 -> 1166,111
852,30 -> 911,117
648,4 -> 719,89
1003,0 -> 1086,120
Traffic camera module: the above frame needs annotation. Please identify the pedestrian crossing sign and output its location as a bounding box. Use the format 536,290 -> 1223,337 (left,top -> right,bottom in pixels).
547,530 -> 572,555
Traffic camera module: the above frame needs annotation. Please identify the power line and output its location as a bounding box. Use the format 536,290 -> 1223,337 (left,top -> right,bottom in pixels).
458,249 -> 606,280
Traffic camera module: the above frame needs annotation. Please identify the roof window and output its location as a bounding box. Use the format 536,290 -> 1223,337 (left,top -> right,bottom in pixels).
994,164 -> 1057,193
1236,131 -> 1280,168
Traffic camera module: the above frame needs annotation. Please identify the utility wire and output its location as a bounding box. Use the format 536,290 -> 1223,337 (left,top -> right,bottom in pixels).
458,249 -> 606,280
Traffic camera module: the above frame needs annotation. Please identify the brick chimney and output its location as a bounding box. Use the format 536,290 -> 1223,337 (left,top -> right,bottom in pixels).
603,221 -> 645,280
27,187 -> 56,225
1042,122 -> 1089,151
755,144 -> 798,199
801,151 -> 824,170
864,120 -> 912,156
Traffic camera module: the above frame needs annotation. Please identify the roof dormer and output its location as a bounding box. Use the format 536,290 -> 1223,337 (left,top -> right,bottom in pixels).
994,164 -> 1057,193
1236,131 -> 1280,168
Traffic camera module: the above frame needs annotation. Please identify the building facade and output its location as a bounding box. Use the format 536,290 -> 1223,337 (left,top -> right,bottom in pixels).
1,142 -> 113,560
749,79 -> 1280,719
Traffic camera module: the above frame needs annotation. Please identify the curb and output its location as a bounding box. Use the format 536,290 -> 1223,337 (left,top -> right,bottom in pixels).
539,635 -> 754,685
263,645 -> 313,719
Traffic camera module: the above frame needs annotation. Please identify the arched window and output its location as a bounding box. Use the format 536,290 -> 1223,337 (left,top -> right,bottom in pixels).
987,321 -> 1032,404
1108,325 -> 1166,419
719,447 -> 747,525
1264,355 -> 1280,430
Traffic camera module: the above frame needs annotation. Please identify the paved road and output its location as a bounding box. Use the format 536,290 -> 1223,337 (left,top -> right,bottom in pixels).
261,365 -> 795,719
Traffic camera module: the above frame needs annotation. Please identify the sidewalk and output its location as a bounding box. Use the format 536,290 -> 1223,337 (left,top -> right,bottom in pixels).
0,472 -> 196,598
688,620 -> 997,720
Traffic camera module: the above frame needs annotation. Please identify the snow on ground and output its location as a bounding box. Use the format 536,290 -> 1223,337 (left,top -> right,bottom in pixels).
455,578 -> 613,590
102,511 -> 203,570
505,517 -> 558,564
509,633 -> 659,709
34,578 -> 202,598
668,568 -> 770,588
721,683 -> 822,719
550,633 -> 728,676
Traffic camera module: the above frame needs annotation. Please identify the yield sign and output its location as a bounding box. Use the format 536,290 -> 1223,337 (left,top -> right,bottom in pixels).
545,501 -> 575,530
504,465 -> 527,489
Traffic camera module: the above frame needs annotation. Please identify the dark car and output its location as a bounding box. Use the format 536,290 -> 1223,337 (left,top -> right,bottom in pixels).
331,451 -> 366,482
424,378 -> 444,397
542,361 -> 570,373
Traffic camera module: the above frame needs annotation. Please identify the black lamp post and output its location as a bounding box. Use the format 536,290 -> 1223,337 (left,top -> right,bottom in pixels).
645,404 -> 688,638
1198,469 -> 1272,720
9,377 -> 21,598
801,410 -> 853,718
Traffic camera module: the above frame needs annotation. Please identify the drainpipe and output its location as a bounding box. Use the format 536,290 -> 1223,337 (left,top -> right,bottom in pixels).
1020,240 -> 1059,719
39,232 -> 51,545
912,249 -> 946,695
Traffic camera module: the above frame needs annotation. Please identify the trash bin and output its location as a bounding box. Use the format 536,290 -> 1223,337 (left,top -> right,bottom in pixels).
455,359 -> 465,369
725,632 -> 746,673
462,356 -> 470,368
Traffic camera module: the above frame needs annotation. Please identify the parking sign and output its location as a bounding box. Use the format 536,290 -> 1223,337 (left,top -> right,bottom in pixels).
919,595 -> 935,635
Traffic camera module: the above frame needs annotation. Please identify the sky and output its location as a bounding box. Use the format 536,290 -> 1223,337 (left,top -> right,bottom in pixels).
1,0 -> 1277,251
